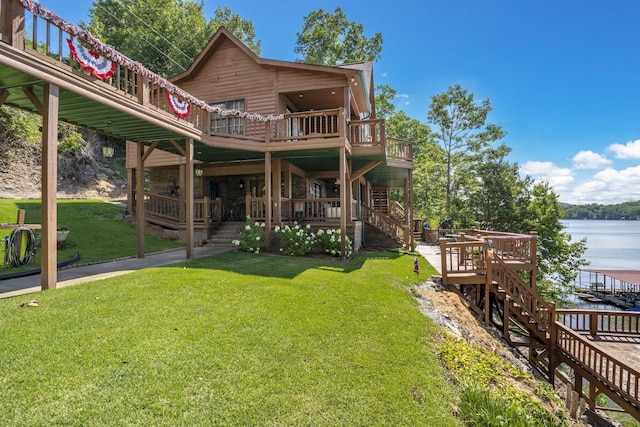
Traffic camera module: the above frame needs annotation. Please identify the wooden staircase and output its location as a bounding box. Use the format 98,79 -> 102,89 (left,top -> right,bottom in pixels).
371,187 -> 390,215
439,235 -> 640,421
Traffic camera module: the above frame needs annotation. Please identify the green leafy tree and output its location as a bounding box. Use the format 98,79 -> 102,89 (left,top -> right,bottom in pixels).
294,7 -> 383,65
427,85 -> 504,225
467,145 -> 530,231
85,1 -> 260,77
522,182 -> 588,301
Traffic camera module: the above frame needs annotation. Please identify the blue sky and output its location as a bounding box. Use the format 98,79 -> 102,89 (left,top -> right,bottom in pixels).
42,0 -> 640,205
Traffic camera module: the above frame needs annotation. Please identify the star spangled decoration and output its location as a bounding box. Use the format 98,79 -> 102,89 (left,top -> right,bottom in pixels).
67,39 -> 115,79
166,93 -> 191,118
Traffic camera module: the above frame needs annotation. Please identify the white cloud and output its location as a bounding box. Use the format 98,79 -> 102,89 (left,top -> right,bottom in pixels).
557,166 -> 640,204
395,93 -> 410,106
521,161 -> 574,191
572,150 -> 611,169
607,139 -> 640,159
520,161 -> 571,178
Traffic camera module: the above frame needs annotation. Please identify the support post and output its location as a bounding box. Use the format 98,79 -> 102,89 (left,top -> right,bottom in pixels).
179,163 -> 186,224
136,141 -> 145,258
127,167 -> 134,215
265,151 -> 272,249
185,138 -> 194,259
41,83 -> 59,290
339,147 -> 347,257
409,170 -> 415,251
272,158 -> 282,225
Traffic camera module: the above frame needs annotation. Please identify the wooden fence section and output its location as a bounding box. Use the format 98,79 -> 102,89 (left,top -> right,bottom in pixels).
556,323 -> 639,416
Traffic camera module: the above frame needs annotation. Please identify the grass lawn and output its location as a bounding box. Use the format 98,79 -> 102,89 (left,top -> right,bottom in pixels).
0,199 -> 183,273
0,251 -> 460,426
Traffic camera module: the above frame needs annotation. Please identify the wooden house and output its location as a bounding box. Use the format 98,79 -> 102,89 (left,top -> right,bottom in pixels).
126,27 -> 416,254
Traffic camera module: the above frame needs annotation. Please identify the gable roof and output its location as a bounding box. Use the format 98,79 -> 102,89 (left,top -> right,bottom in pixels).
170,27 -> 372,114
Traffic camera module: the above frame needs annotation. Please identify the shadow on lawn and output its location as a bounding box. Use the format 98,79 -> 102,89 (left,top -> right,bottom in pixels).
162,250 -> 406,280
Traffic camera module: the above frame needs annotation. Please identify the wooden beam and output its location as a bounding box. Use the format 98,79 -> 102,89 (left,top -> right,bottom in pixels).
22,86 -> 44,115
185,138 -> 194,259
350,161 -> 381,183
40,83 -> 59,290
170,139 -> 187,157
0,90 -> 9,106
141,140 -> 161,162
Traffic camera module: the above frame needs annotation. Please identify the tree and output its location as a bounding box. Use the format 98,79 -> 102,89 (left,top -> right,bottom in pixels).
85,1 -> 260,77
427,85 -> 504,225
294,7 -> 383,65
522,182 -> 588,297
211,7 -> 261,55
466,144 -> 530,231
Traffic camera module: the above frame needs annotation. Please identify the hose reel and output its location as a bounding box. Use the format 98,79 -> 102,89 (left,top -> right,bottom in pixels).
3,226 -> 37,268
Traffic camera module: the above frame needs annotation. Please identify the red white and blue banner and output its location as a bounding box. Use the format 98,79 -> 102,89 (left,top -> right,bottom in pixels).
22,0 -> 283,122
166,93 -> 191,118
67,38 -> 115,80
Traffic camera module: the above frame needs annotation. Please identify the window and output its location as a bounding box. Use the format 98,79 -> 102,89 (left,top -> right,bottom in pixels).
209,99 -> 245,135
311,181 -> 322,199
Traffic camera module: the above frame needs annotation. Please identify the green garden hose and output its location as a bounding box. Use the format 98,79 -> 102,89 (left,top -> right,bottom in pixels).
3,227 -> 37,268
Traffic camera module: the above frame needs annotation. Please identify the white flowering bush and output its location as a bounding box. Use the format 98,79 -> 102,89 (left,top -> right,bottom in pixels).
275,222 -> 315,256
232,216 -> 265,254
316,228 -> 352,257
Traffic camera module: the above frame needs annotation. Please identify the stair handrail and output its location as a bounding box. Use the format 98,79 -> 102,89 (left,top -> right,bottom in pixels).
555,322 -> 639,413
389,200 -> 405,221
361,204 -> 411,247
492,254 -> 555,334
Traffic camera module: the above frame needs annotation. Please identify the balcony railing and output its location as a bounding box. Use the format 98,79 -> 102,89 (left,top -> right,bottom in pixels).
269,109 -> 344,143
348,119 -> 385,148
2,0 -> 412,165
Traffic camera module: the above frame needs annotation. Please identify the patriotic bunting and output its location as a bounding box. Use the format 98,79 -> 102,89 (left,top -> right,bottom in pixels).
166,93 -> 191,118
67,39 -> 115,79
20,0 -> 284,122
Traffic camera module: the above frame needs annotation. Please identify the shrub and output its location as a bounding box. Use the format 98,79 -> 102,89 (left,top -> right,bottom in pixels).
58,130 -> 85,156
275,223 -> 315,256
232,216 -> 265,254
316,228 -> 352,257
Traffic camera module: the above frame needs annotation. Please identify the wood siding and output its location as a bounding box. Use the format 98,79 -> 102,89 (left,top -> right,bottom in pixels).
178,40 -> 276,116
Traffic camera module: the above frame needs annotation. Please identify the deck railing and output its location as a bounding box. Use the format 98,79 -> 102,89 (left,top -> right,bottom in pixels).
556,323 -> 639,411
468,230 -> 537,264
440,239 -> 491,275
348,119 -> 385,147
386,137 -> 413,163
1,1 -> 413,167
270,109 -> 344,143
138,192 -> 220,227
246,197 -> 345,224
556,310 -> 640,336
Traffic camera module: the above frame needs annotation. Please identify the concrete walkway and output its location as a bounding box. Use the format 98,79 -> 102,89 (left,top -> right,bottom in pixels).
0,245 -> 235,299
416,242 -> 442,274
2,243 -> 440,300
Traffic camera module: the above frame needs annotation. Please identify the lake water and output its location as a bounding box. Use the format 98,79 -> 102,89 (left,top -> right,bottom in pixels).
563,219 -> 640,309
563,219 -> 640,270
